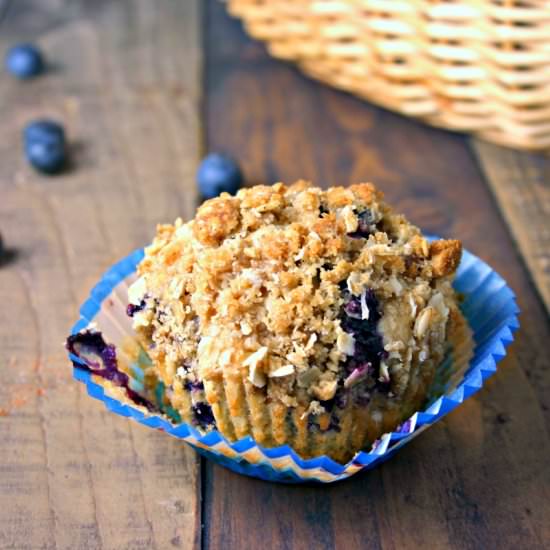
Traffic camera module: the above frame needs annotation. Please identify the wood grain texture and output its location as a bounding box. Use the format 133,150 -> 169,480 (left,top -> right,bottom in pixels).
2,1 -> 550,549
471,139 -> 550,316
0,1 -> 202,549
203,2 -> 550,549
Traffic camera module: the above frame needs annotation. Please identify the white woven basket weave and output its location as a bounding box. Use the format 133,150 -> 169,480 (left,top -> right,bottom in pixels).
227,0 -> 550,150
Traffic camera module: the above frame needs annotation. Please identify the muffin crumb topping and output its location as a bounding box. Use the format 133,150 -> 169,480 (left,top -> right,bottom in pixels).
128,181 -> 464,461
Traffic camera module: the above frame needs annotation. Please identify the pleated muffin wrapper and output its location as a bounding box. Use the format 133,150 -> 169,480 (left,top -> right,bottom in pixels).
67,245 -> 519,484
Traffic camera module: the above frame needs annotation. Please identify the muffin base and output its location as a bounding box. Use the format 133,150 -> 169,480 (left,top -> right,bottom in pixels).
190,307 -> 472,464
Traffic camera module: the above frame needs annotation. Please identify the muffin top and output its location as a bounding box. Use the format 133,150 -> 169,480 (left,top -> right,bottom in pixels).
129,181 -> 461,414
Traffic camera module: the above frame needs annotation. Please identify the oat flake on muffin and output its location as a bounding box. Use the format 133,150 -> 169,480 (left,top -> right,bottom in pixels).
128,181 -> 466,463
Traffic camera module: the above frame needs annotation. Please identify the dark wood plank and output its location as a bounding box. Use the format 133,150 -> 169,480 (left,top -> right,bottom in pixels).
0,1 -> 202,548
203,2 -> 550,549
471,139 -> 550,315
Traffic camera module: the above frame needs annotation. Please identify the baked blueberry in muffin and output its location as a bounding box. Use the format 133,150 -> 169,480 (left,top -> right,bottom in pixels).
126,181 -> 467,463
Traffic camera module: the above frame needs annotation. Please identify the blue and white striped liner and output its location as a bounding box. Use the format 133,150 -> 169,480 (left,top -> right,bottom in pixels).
68,245 -> 519,483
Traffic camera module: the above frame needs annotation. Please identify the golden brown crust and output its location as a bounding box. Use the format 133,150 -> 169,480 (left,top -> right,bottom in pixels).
129,181 -> 465,462
430,239 -> 462,278
193,196 -> 241,246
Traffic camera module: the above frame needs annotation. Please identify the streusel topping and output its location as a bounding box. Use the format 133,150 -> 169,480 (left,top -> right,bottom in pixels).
129,181 -> 461,423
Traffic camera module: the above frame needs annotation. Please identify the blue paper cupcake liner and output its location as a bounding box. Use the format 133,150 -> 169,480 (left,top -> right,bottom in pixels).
67,244 -> 519,483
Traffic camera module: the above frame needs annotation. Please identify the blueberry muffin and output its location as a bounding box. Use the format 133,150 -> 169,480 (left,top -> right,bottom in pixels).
126,181 -> 466,463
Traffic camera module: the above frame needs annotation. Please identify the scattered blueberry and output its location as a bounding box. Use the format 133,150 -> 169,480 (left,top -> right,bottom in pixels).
5,44 -> 44,79
25,140 -> 66,174
197,153 -> 242,199
23,119 -> 66,174
24,119 -> 64,144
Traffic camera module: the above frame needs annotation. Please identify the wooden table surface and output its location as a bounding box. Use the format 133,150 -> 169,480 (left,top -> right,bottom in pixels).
1,1 -> 549,549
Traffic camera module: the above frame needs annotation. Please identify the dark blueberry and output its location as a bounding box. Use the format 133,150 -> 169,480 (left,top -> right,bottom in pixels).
354,391 -> 371,407
184,380 -> 204,392
348,208 -> 378,239
312,268 -> 321,288
334,391 -> 348,409
197,153 -> 243,199
156,309 -> 168,325
320,397 -> 336,412
24,120 -> 64,145
341,289 -> 381,328
192,402 -> 215,428
344,297 -> 362,318
328,415 -> 341,432
25,140 -> 65,173
66,330 -> 155,411
23,120 -> 66,174
307,417 -> 319,432
66,330 -> 116,371
376,379 -> 392,394
339,287 -> 388,392
178,363 -> 191,374
126,300 -> 146,317
5,44 -> 44,79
